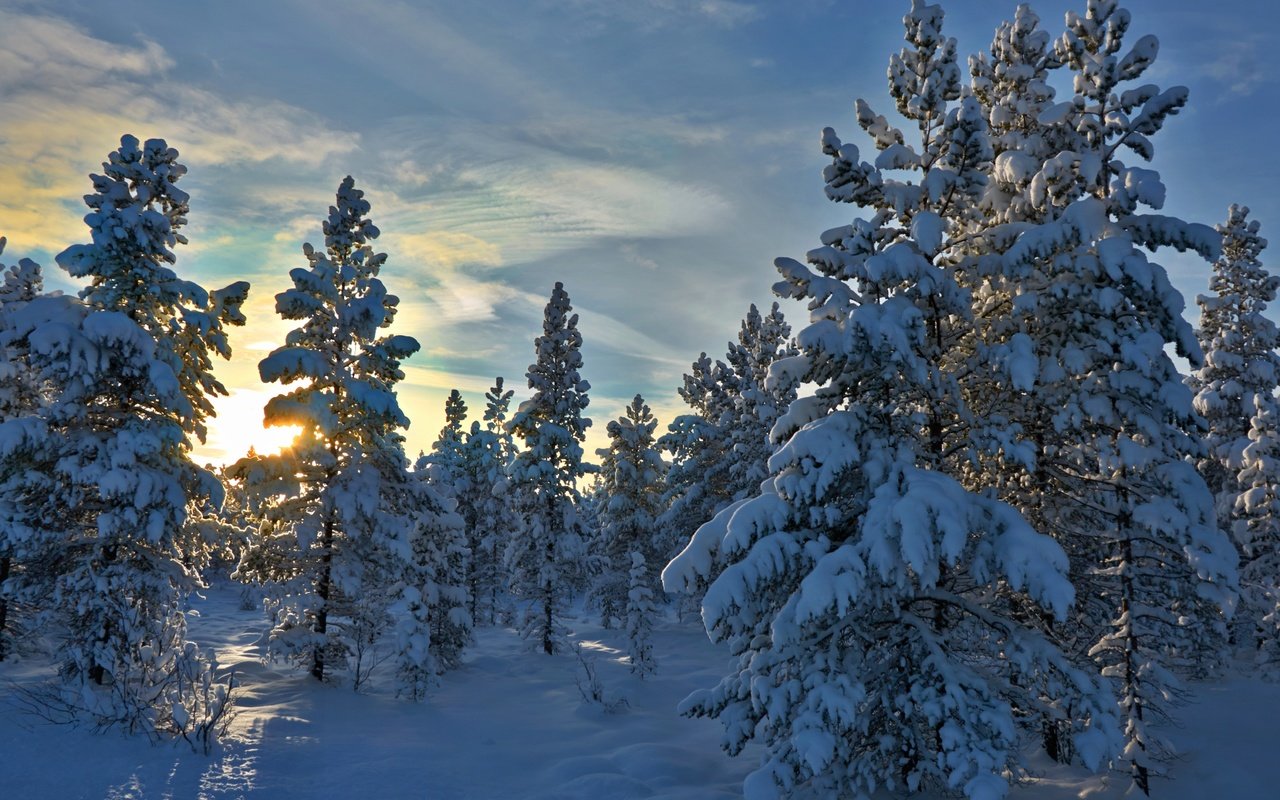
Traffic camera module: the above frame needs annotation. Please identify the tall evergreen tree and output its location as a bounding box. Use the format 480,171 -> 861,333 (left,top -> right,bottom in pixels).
595,395 -> 666,633
506,282 -> 592,655
1191,208 -> 1279,543
464,377 -> 516,626
56,135 -> 248,444
234,177 -> 463,688
997,5 -> 1237,789
1236,396 -> 1280,670
1191,206 -> 1280,658
658,352 -> 737,563
424,389 -> 469,485
0,239 -> 44,661
961,1 -> 1247,789
667,6 -> 1118,797
722,303 -> 799,501
0,136 -> 244,735
395,459 -> 469,698
659,303 -> 797,599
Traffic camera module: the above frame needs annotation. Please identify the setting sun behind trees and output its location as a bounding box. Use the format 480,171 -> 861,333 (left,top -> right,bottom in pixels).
200,388 -> 301,466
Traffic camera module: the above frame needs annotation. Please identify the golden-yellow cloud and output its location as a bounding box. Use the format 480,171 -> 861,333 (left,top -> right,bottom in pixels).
0,10 -> 358,255
389,230 -> 503,271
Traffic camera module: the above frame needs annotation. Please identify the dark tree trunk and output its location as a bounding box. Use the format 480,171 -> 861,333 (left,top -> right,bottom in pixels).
312,510 -> 336,681
89,542 -> 118,684
543,536 -> 555,655
0,554 -> 10,661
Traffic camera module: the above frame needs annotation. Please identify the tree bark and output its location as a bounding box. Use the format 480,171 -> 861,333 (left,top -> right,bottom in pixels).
312,509 -> 336,681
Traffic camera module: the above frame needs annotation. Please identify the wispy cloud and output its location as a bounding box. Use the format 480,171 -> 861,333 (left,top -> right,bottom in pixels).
620,243 -> 660,271
388,230 -> 504,272
0,10 -> 358,254
1,0 -> 807,466
400,274 -> 523,326
1202,38 -> 1267,98
554,0 -> 761,32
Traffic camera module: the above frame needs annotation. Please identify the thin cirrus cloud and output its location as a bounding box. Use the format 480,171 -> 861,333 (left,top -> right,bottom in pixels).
0,10 -> 358,259
11,0 -> 1275,467
555,0 -> 762,32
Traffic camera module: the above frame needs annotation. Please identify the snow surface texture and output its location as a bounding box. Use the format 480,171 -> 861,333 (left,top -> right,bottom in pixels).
1,581 -> 1276,799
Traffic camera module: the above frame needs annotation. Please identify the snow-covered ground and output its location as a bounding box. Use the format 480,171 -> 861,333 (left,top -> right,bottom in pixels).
2,581 -> 1278,799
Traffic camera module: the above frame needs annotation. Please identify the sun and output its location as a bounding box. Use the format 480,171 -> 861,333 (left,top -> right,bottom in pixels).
196,388 -> 302,466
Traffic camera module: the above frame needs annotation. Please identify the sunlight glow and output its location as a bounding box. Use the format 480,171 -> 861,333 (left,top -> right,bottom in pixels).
197,388 -> 301,467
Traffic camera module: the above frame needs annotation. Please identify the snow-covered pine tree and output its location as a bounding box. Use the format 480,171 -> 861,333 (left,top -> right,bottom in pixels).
970,4 -> 1237,790
576,474 -> 607,611
235,177 -> 464,688
56,135 -> 248,445
0,239 -> 44,660
404,391 -> 479,637
425,389 -> 469,486
658,352 -> 736,564
395,458 -> 469,699
0,294 -> 225,734
659,303 -> 797,607
594,394 -> 666,631
962,2 -> 1120,763
0,135 -> 245,735
626,551 -> 656,677
1193,206 -> 1278,520
506,282 -> 592,655
1236,396 -> 1280,672
1190,206 -> 1280,652
419,388 -> 486,623
723,303 -> 798,500
666,5 -> 1119,797
463,377 -> 516,626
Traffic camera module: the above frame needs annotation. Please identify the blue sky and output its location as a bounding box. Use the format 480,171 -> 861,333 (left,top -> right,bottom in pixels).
1,0 -> 1275,463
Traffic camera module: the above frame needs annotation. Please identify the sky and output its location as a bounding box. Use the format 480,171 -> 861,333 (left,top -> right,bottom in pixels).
1,0 -> 1276,465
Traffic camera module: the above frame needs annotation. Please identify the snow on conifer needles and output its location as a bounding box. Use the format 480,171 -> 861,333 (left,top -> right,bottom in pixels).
0,2 -> 1277,798
669,2 -> 1246,798
506,282 -> 594,656
230,176 -> 468,697
0,135 -> 243,741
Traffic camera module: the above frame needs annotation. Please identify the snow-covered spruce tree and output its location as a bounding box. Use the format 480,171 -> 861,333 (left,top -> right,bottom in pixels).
0,135 -> 245,736
1190,206 -> 1280,648
0,295 -> 228,735
666,5 -> 1119,798
1193,207 -> 1277,511
961,7 -> 1100,762
657,352 -> 737,563
419,388 -> 499,628
577,474 -> 607,606
970,4 -> 1237,790
1236,396 -> 1280,671
8,135 -> 241,732
0,239 -> 45,661
424,389 -> 469,486
723,303 -> 799,500
235,177 -> 465,689
506,282 -> 592,655
626,551 -> 657,677
461,377 -> 516,626
56,135 -> 248,445
659,303 -> 797,605
395,458 -> 469,699
594,394 -> 666,632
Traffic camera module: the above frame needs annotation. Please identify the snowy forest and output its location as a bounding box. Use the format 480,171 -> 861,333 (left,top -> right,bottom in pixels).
2,1 -> 1279,798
